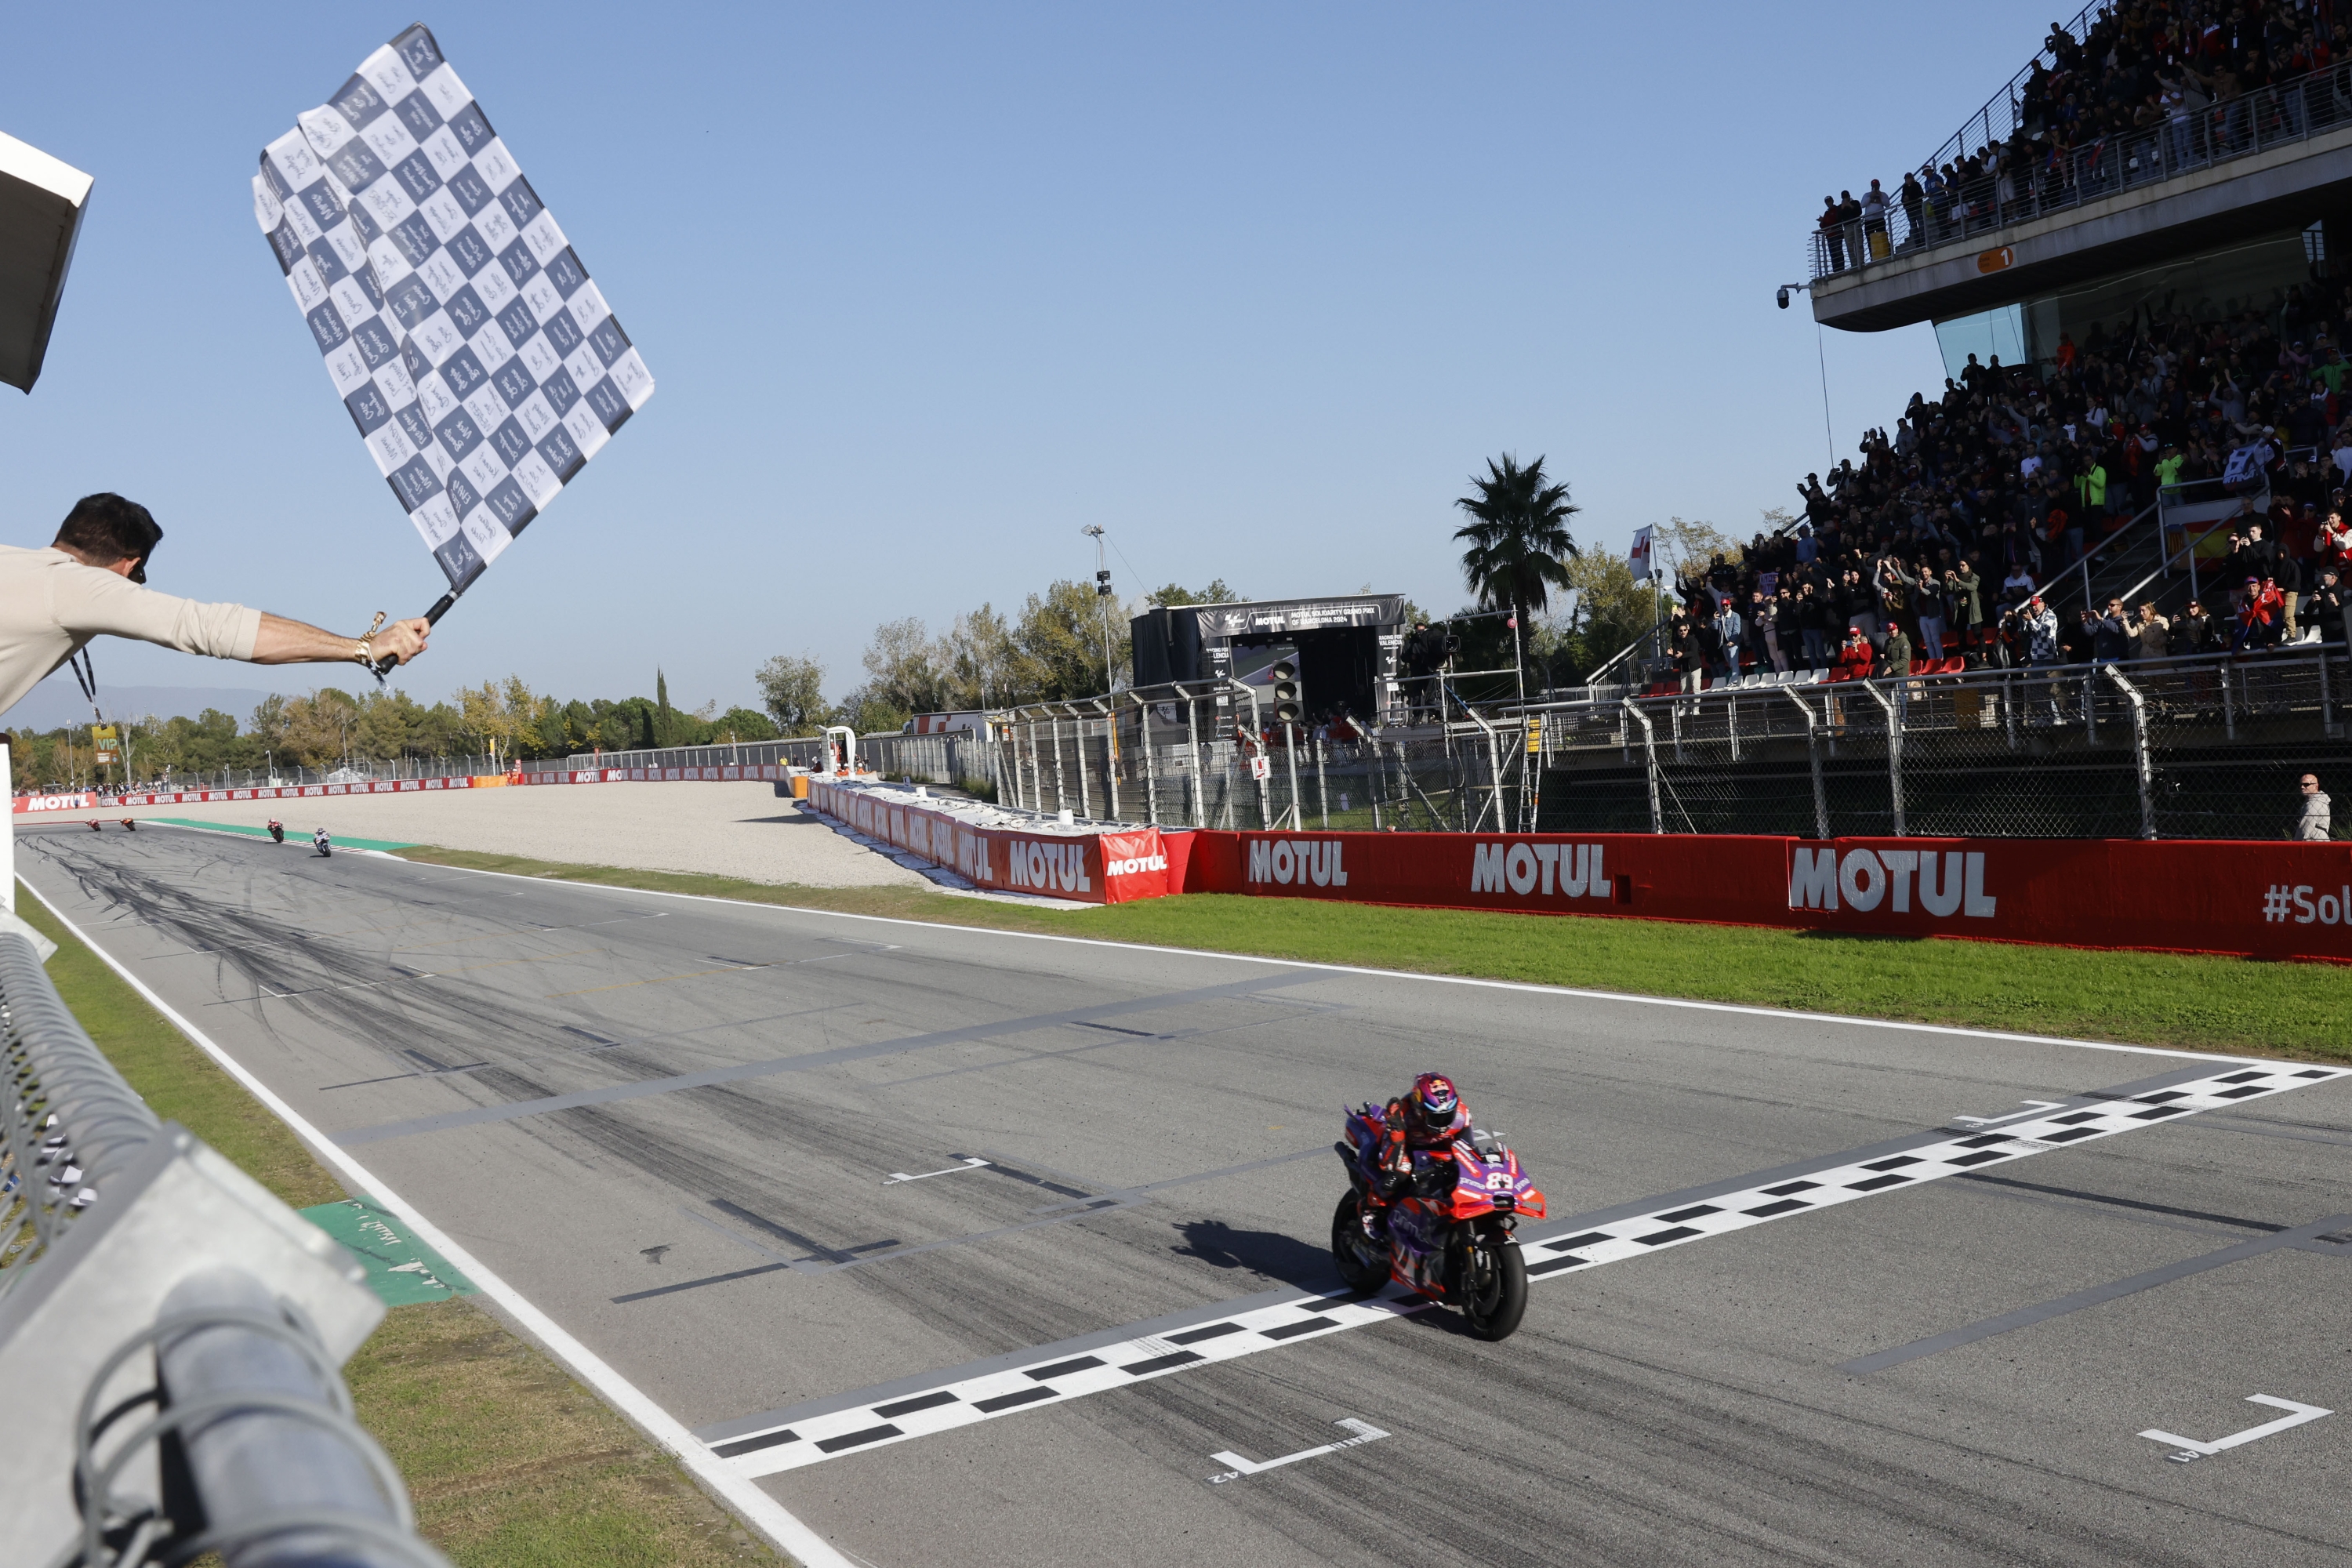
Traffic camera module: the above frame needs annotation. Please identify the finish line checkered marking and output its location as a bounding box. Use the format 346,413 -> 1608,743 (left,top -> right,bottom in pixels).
702,1060 -> 2349,1475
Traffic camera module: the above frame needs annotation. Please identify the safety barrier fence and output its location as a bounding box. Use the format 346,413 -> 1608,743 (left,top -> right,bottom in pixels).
31,653 -> 2338,847
800,779 -> 1174,905
1186,829 -> 2352,963
0,930 -> 447,1566
23,757 -> 515,797
980,681 -> 1544,835
1528,648 -> 2348,842
13,771 -> 526,814
1808,52 -> 2352,282
804,773 -> 2352,962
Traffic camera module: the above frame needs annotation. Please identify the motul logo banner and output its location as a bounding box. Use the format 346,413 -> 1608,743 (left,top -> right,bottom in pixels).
1469,840 -> 1609,899
1202,829 -> 2352,962
1247,838 -> 1348,887
1786,843 -> 1996,920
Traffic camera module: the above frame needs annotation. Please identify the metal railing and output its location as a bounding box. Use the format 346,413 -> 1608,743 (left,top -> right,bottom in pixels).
1922,1 -> 2102,194
1526,648 -> 2348,841
559,739 -> 828,775
0,930 -> 448,1567
971,679 -> 1544,834
24,756 -> 524,797
561,649 -> 2349,844
1809,54 -> 2352,282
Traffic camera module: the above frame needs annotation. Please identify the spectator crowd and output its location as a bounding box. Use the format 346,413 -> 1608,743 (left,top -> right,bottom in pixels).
1820,1 -> 2352,270
1659,275 -> 2352,689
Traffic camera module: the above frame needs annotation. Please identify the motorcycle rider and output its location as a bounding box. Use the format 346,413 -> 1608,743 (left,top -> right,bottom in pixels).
1354,1072 -> 1472,1214
266,818 -> 284,844
313,827 -> 332,858
119,818 -> 136,831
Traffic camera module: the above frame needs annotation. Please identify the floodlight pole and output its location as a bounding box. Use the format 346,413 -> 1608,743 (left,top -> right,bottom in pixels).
1083,525 -> 1115,695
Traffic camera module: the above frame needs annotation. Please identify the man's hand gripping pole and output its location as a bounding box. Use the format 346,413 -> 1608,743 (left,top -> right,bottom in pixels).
368,590 -> 459,685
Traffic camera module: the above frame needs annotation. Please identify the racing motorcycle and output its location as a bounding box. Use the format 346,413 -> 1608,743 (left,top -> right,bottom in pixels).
313,829 -> 332,858
118,818 -> 136,832
267,819 -> 285,844
1331,1103 -> 1544,1341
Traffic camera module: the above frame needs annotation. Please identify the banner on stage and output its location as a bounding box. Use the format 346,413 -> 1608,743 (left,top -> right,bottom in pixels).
252,24 -> 653,593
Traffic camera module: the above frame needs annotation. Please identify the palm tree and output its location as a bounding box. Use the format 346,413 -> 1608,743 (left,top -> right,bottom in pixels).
1454,453 -> 1580,694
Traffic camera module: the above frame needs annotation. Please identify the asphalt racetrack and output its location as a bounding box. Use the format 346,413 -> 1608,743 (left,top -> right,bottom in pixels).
22,820 -> 2352,1568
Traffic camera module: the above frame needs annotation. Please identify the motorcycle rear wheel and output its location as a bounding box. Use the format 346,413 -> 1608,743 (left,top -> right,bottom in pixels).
1330,1192 -> 1388,1294
1458,1233 -> 1527,1341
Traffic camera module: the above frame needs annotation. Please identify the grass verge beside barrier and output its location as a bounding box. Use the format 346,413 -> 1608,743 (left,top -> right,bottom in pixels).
14,889 -> 777,1568
395,848 -> 2352,1059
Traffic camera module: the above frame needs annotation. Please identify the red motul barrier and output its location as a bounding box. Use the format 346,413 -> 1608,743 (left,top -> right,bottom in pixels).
12,775 -> 506,811
803,779 -> 1173,905
1193,829 -> 2352,963
11,764 -> 801,813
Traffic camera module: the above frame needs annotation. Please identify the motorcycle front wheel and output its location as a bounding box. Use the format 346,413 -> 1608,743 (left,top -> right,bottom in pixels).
1458,1231 -> 1527,1341
1330,1192 -> 1388,1295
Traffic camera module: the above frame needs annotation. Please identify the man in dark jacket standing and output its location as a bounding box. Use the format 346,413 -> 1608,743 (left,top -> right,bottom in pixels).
2092,597 -> 2132,661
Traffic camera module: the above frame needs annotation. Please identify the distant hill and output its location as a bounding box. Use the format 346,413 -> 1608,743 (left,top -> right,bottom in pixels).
2,677 -> 275,734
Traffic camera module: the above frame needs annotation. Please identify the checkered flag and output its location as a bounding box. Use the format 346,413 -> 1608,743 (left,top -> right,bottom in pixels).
252,23 -> 652,599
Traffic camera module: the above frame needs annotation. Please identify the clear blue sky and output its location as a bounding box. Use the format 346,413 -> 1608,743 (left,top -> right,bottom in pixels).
2,2 -> 2059,715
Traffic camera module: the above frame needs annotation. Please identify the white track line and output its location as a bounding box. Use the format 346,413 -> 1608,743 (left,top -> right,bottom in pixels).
20,878 -> 855,1568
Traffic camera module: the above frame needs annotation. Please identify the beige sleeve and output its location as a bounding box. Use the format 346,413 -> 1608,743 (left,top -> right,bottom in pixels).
49,561 -> 263,661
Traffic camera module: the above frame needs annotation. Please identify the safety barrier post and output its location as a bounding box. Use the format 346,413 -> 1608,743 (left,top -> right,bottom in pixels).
1051,717 -> 1068,815
1858,681 -> 1906,837
1134,695 -> 1159,826
1620,699 -> 1662,834
1780,688 -> 1831,840
1283,721 -> 1303,831
1101,702 -> 1119,823
1314,731 -> 1329,829
2100,664 -> 2158,839
1185,694 -> 1203,826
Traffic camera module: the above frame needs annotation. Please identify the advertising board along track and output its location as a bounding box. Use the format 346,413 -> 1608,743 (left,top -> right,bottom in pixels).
29,767 -> 2349,960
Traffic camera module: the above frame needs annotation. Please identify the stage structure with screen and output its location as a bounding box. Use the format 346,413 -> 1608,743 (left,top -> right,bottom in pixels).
1131,594 -> 1408,724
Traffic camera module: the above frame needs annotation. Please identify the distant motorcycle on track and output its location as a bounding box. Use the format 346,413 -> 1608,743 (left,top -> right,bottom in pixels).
313,829 -> 332,858
118,818 -> 136,832
1332,1102 -> 1546,1341
267,819 -> 285,844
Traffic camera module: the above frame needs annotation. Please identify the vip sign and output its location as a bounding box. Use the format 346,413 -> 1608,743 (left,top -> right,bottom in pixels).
1247,838 -> 1348,887
1469,841 -> 1610,899
1788,844 -> 1997,919
91,725 -> 119,767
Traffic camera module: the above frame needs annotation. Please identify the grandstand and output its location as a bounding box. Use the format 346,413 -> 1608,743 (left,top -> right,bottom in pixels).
1534,4 -> 2352,840
1617,2 -> 2352,696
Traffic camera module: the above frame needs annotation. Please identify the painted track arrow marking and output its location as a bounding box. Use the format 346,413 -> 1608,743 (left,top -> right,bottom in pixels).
2142,1395 -> 2332,1461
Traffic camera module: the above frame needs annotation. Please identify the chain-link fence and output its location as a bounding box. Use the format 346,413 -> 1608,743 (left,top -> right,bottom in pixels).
978,683 -> 1542,833
0,930 -> 448,1566
1530,649 -> 2349,841
566,651 -> 2347,842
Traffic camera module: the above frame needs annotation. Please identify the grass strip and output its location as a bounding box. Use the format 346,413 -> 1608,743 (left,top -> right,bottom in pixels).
13,887 -> 776,1567
396,847 -> 2352,1060
152,818 -> 421,851
18,891 -> 343,1208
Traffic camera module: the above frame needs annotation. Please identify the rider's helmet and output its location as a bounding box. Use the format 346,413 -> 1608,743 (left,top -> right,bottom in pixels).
1405,1072 -> 1465,1139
